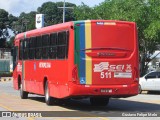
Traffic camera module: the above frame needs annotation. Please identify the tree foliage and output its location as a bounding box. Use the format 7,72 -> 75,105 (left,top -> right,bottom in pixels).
10,2 -> 76,34
74,3 -> 95,20
0,9 -> 10,48
37,2 -> 76,25
10,11 -> 37,34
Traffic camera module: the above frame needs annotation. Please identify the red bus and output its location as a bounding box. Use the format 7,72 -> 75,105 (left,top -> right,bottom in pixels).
12,20 -> 139,106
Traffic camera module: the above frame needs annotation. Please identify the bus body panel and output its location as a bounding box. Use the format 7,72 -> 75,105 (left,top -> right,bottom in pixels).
73,20 -> 139,96
13,22 -> 74,98
68,82 -> 138,97
13,20 -> 139,99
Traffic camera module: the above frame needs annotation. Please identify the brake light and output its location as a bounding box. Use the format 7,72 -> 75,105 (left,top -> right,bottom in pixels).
134,67 -> 139,83
72,65 -> 78,83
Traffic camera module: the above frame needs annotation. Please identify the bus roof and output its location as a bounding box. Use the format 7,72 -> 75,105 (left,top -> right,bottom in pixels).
14,20 -> 136,41
15,21 -> 73,40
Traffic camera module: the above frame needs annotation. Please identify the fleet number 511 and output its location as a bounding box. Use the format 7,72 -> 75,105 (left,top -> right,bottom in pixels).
100,72 -> 112,78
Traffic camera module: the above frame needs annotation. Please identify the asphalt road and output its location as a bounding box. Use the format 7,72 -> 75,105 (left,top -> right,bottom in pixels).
0,81 -> 160,120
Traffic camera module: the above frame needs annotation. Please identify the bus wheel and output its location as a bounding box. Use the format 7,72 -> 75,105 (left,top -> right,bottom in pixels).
45,81 -> 54,105
20,83 -> 28,99
90,97 -> 109,106
139,84 -> 142,94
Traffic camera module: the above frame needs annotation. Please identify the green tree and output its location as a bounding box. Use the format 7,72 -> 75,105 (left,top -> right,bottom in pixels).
8,14 -> 19,35
74,3 -> 95,20
0,9 -> 10,48
37,2 -> 76,25
11,11 -> 37,33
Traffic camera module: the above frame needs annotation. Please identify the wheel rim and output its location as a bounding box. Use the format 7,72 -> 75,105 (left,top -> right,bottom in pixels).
139,85 -> 141,93
45,84 -> 49,101
20,84 -> 22,96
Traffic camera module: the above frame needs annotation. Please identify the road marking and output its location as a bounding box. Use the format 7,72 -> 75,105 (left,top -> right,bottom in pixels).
0,103 -> 15,112
121,99 -> 160,104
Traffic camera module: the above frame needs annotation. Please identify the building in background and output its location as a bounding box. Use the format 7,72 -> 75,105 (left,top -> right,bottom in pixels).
0,48 -> 12,73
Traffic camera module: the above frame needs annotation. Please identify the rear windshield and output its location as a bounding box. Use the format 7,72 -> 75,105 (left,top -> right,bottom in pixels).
75,22 -> 135,51
92,23 -> 134,50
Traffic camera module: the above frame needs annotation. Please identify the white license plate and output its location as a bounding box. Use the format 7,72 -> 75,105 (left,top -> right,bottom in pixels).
101,89 -> 112,93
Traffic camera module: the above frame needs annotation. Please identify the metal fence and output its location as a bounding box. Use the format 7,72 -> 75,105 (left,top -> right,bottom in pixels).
0,48 -> 12,72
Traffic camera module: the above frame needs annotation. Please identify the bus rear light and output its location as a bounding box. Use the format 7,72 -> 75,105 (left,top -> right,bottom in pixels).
133,67 -> 139,83
72,65 -> 78,83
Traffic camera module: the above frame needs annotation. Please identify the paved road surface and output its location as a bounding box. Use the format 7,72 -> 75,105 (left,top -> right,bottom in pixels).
0,81 -> 160,120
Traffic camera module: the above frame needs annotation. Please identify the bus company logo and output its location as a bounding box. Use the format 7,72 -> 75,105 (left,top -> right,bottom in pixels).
126,64 -> 132,72
96,22 -> 104,25
17,63 -> 22,72
36,16 -> 41,23
93,62 -> 127,72
97,52 -> 115,57
39,62 -> 51,68
94,62 -> 109,72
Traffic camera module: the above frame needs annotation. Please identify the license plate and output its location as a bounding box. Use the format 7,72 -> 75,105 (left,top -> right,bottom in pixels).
101,89 -> 112,93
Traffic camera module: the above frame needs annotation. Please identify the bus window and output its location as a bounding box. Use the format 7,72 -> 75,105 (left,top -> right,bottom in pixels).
29,37 -> 36,59
57,31 -> 69,59
23,38 -> 29,60
35,36 -> 42,59
49,33 -> 57,59
42,34 -> 49,59
19,40 -> 23,60
13,46 -> 18,70
65,31 -> 69,59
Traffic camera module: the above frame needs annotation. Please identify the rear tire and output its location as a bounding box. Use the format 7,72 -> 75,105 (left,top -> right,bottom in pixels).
20,83 -> 28,99
90,97 -> 109,106
45,81 -> 54,105
138,84 -> 142,94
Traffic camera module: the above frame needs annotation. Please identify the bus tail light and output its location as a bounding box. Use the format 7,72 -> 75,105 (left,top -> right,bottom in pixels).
134,67 -> 139,83
72,65 -> 78,83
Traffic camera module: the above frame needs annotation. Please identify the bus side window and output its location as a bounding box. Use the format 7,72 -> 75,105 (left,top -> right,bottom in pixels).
66,31 -> 69,59
57,31 -> 69,59
29,37 -> 36,59
19,39 -> 23,60
49,33 -> 57,59
42,34 -> 49,59
13,46 -> 18,70
23,39 -> 29,60
35,36 -> 42,59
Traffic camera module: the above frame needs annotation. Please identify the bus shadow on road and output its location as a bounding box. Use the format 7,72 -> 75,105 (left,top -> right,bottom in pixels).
28,96 -> 160,113
142,91 -> 160,95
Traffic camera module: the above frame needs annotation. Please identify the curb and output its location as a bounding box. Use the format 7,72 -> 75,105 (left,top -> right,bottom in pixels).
0,77 -> 13,82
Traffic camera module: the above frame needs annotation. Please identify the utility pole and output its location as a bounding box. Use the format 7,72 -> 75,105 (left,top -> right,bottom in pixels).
58,0 -> 73,23
63,0 -> 65,23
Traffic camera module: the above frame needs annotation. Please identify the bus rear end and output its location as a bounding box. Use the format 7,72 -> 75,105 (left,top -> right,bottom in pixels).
70,20 -> 139,105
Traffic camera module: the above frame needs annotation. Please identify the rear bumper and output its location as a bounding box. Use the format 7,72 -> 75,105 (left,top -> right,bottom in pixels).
68,82 -> 139,98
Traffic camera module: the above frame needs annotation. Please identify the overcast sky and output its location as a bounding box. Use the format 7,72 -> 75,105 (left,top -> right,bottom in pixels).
0,0 -> 104,16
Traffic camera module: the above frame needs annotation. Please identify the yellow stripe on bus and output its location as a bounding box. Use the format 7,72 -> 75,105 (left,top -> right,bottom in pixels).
85,20 -> 92,85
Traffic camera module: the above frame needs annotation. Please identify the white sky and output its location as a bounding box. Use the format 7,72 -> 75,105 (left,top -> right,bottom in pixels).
0,0 -> 104,16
